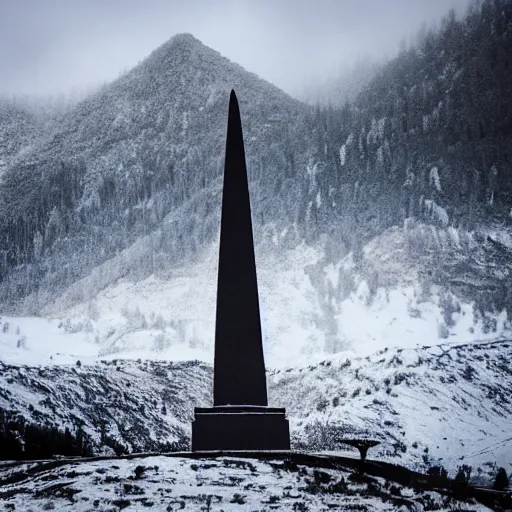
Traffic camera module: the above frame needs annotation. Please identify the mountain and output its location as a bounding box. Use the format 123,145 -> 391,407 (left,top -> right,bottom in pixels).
0,99 -> 41,171
0,1 -> 511,498
0,33 -> 312,312
1,2 -> 512,363
0,3 -> 511,362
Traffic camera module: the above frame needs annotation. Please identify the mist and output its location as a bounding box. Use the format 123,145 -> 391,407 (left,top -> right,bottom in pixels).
1,0 -> 474,100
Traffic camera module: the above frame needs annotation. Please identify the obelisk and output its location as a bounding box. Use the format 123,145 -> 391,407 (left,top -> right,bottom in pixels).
213,90 -> 268,407
191,90 -> 290,451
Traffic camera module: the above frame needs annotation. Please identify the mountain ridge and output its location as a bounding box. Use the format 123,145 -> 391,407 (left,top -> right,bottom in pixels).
1,338 -> 510,484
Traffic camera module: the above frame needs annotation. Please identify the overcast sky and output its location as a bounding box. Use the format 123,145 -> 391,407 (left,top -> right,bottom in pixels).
1,0 -> 474,99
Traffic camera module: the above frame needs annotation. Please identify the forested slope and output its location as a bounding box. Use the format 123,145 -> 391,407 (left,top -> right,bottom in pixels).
0,1 -> 511,349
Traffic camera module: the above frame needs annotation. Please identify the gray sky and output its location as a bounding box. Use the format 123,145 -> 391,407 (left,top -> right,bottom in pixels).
1,0 -> 474,99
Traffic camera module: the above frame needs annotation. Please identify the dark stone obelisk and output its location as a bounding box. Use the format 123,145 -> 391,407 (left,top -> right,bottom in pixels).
213,90 -> 267,407
191,90 -> 290,451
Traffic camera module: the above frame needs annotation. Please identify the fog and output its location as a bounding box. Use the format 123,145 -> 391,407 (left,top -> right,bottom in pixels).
1,0 -> 474,99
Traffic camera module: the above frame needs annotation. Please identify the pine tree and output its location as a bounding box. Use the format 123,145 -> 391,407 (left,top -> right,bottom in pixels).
455,464 -> 472,485
428,465 -> 448,479
493,467 -> 510,491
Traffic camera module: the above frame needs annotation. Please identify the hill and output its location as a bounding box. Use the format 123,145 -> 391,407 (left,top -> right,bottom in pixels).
1,3 -> 512,361
1,337 -> 510,484
1,453 -> 502,511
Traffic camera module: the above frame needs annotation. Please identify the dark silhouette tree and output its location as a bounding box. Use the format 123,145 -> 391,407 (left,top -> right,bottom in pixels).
428,465 -> 448,479
455,464 -> 472,485
493,467 -> 510,491
0,410 -> 94,460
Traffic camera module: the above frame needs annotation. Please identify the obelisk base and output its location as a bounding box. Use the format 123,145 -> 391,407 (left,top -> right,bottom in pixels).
191,406 -> 290,451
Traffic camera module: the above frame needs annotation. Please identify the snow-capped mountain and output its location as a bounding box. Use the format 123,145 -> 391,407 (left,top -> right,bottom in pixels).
0,2 -> 511,502
1,2 -> 512,362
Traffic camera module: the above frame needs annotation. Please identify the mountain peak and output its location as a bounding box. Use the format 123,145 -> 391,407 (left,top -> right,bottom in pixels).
140,32 -> 221,75
155,32 -> 206,57
170,32 -> 200,44
168,32 -> 203,48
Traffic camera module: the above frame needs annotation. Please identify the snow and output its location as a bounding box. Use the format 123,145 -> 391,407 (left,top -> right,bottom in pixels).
273,339 -> 512,479
339,143 -> 346,166
429,166 -> 442,192
315,190 -> 322,208
0,317 -> 98,366
423,199 -> 449,227
0,454 -> 496,511
3,225 -> 511,369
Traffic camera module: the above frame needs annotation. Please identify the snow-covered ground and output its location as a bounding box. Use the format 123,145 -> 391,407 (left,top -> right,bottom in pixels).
0,455 -> 495,511
3,226 -> 511,369
1,340 -> 510,482
0,314 -> 210,367
271,340 -> 512,480
0,358 -> 211,454
0,317 -> 99,367
1,224 -> 511,493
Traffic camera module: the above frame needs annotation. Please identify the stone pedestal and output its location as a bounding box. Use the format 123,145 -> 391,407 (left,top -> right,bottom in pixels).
191,406 -> 290,451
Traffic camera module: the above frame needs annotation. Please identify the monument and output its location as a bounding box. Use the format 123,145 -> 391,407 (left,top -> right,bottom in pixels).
191,90 -> 290,451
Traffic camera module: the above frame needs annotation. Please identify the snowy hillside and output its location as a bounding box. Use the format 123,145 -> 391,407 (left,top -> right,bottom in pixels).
0,358 -> 211,454
0,454 -> 498,511
271,339 -> 512,482
2,220 -> 510,369
1,336 -> 510,485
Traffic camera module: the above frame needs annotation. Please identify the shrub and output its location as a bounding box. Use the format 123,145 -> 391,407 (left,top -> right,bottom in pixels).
313,470 -> 332,485
393,441 -> 407,454
103,435 -> 128,456
428,465 -> 448,479
389,485 -> 402,496
230,493 -> 246,504
134,465 -> 146,479
454,464 -> 472,485
112,499 -> 131,509
316,398 -> 328,412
